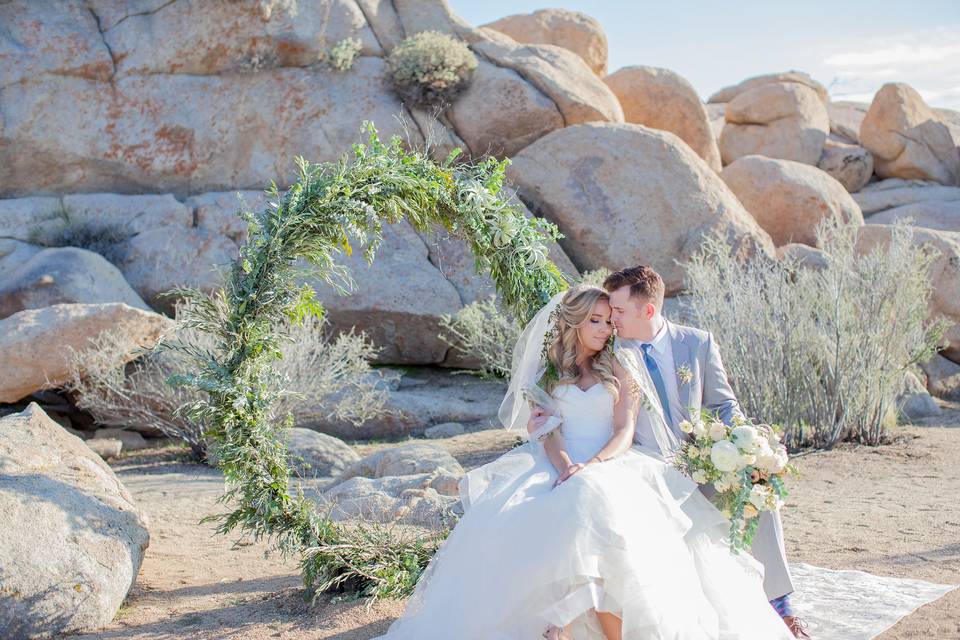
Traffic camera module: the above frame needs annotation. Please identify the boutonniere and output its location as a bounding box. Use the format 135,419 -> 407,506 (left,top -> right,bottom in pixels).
677,365 -> 693,386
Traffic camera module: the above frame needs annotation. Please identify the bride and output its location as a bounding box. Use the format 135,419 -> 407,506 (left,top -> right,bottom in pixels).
374,285 -> 794,640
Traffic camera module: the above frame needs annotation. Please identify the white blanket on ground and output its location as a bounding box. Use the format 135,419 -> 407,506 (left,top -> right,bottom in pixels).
790,563 -> 957,640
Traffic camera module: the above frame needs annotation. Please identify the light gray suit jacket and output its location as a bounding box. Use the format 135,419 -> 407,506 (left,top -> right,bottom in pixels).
619,320 -> 795,600
618,320 -> 744,456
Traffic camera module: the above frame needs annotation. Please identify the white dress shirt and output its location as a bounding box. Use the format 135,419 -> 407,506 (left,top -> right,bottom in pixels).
631,317 -> 684,440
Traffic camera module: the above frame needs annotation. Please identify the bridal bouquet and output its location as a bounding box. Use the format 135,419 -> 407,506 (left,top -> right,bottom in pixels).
674,410 -> 793,553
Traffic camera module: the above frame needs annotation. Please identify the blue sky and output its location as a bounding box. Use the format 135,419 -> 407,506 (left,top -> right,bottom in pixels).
450,1 -> 960,110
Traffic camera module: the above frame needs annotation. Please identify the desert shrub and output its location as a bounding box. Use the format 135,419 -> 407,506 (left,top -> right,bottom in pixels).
386,31 -> 478,107
29,219 -> 129,264
63,302 -> 390,460
440,295 -> 521,378
684,219 -> 947,449
326,37 -> 362,72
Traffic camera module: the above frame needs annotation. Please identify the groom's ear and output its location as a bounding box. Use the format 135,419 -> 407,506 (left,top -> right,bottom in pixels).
644,301 -> 657,319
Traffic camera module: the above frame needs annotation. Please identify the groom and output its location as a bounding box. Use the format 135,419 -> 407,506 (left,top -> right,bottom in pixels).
603,265 -> 810,639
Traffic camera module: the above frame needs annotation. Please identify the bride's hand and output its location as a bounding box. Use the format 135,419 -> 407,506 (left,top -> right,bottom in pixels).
554,462 -> 585,487
526,406 -> 551,435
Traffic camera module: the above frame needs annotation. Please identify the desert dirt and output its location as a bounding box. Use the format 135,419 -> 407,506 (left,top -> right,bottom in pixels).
74,406 -> 960,640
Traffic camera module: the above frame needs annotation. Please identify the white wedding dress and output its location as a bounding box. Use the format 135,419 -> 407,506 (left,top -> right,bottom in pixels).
375,382 -> 794,640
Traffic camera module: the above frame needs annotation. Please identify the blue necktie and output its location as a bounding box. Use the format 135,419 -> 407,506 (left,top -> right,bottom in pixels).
641,343 -> 673,427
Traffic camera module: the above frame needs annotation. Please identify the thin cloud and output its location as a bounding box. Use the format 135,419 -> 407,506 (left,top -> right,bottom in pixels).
821,27 -> 960,110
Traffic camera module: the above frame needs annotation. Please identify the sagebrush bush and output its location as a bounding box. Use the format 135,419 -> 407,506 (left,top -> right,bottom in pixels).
683,219 -> 947,449
63,302 -> 390,460
440,295 -> 521,378
326,37 -> 362,72
30,219 -> 129,264
386,31 -> 478,107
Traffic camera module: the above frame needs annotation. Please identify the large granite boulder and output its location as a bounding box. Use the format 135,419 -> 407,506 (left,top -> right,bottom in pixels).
853,179 -> 960,215
895,372 -> 941,420
0,59 -> 416,197
507,122 -> 775,294
183,189 -> 269,245
315,470 -> 461,527
0,193 -> 191,247
112,226 -> 239,314
333,441 -> 464,486
0,247 -> 149,319
0,239 -> 41,273
286,428 -> 360,479
708,71 -> 829,105
817,136 -> 874,193
720,82 -> 830,166
414,199 -> 579,308
860,83 -> 960,186
720,155 -> 864,247
920,354 -> 960,401
447,58 -> 564,157
89,0 -> 382,76
867,201 -> 960,233
316,438 -> 465,527
856,225 -> 960,363
301,368 -> 506,439
0,303 -> 172,403
0,1 -> 114,86
302,222 -> 463,365
0,403 -> 149,638
471,37 -> 623,126
828,100 -> 870,144
481,8 -> 608,75
604,66 -> 721,171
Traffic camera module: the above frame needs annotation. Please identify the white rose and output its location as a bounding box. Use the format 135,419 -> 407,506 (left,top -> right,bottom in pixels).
755,452 -> 778,473
709,422 -> 728,442
693,421 -> 707,438
679,420 -> 694,434
771,451 -> 788,473
731,426 -> 759,453
692,470 -> 708,484
710,440 -> 741,472
748,484 -> 769,509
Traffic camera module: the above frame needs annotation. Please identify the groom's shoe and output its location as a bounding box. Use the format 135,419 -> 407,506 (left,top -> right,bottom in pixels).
783,616 -> 811,638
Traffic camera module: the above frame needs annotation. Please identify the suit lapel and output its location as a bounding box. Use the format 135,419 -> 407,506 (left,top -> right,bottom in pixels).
668,321 -> 693,421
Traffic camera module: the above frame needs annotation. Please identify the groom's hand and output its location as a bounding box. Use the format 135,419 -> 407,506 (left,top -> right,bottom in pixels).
554,463 -> 585,487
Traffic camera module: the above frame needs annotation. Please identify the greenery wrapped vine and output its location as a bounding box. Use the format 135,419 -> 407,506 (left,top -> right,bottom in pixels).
158,122 -> 568,601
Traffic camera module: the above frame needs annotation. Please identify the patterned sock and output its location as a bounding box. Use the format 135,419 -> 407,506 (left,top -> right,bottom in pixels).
769,593 -> 794,618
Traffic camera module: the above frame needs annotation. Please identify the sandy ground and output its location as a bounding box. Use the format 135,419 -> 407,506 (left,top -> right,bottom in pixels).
73,408 -> 960,640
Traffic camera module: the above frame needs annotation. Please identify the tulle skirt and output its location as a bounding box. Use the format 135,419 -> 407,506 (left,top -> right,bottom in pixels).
374,441 -> 794,640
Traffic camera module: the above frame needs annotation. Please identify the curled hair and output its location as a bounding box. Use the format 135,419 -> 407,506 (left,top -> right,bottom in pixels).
544,285 -> 619,401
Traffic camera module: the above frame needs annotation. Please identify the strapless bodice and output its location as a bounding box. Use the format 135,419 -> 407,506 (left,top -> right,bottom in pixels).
551,383 -> 616,463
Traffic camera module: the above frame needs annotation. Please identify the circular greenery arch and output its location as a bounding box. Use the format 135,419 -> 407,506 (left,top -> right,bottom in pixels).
165,123 -> 568,601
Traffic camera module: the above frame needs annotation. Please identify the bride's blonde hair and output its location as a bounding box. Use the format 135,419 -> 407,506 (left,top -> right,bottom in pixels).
543,285 -> 619,400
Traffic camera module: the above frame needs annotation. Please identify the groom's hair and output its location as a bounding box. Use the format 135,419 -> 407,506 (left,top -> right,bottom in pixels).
602,265 -> 665,308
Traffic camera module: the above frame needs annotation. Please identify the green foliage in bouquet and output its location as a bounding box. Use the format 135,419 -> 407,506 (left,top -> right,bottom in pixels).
387,31 -> 479,107
674,408 -> 796,552
153,121 -> 566,602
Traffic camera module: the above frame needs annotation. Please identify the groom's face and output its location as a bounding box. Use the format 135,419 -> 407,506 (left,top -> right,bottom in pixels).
608,286 -> 658,341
